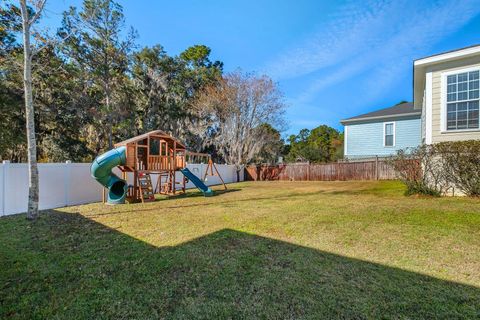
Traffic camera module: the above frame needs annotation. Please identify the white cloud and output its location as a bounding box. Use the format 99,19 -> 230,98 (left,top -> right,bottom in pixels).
264,0 -> 480,105
360,0 -> 480,102
263,0 -> 404,80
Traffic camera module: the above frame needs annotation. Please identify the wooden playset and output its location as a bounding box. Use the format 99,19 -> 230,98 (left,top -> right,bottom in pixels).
100,130 -> 226,203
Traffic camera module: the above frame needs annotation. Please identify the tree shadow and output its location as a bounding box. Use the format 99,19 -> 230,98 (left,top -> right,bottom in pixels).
1,211 -> 479,319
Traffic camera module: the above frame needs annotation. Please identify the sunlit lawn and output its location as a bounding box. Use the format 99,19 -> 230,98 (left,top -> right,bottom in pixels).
1,180 -> 479,319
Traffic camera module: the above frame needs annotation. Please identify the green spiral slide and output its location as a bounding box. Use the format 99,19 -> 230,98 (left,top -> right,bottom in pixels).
91,146 -> 128,204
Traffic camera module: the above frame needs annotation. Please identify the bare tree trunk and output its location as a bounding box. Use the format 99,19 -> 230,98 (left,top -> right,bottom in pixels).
20,0 -> 42,220
236,164 -> 244,182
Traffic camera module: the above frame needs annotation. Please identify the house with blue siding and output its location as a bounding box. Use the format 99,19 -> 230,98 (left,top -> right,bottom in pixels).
340,45 -> 480,160
340,102 -> 421,159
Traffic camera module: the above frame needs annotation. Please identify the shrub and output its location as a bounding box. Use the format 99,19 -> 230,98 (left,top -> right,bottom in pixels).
435,140 -> 480,197
392,140 -> 480,197
391,146 -> 448,196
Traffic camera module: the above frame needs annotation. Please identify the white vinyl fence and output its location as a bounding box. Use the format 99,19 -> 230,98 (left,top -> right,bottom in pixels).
0,161 -> 243,217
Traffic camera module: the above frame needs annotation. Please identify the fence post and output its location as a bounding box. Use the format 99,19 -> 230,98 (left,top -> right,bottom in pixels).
375,156 -> 379,180
1,160 -> 9,216
65,160 -> 72,206
307,162 -> 311,181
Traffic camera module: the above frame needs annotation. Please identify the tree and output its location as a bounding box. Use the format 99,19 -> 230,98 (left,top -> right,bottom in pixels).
177,45 -> 223,148
132,44 -> 223,148
60,0 -> 136,150
1,2 -> 94,164
18,0 -> 46,220
33,47 -> 95,162
132,45 -> 173,132
192,70 -> 286,180
0,4 -> 26,162
252,123 -> 284,164
286,125 -> 343,163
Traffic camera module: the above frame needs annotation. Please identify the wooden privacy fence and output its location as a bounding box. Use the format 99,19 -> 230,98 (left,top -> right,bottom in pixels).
245,160 -> 397,181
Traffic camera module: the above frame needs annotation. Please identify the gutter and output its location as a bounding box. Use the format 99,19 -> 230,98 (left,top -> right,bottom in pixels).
414,44 -> 480,66
340,112 -> 421,125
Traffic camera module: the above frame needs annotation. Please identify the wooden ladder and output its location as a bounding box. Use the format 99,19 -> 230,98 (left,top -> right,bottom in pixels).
155,172 -> 172,195
137,172 -> 155,203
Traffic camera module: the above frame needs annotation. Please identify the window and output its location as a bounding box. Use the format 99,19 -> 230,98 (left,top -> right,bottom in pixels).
446,70 -> 479,130
384,122 -> 395,147
149,139 -> 160,155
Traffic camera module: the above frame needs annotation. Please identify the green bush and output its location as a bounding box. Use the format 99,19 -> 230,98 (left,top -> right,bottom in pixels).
435,140 -> 480,197
391,146 -> 447,197
392,140 -> 480,197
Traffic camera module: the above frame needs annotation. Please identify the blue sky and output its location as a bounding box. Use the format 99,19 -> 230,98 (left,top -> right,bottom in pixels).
42,0 -> 480,136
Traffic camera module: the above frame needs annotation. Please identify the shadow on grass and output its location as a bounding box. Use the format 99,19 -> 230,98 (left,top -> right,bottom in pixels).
163,187 -> 242,200
1,210 -> 479,319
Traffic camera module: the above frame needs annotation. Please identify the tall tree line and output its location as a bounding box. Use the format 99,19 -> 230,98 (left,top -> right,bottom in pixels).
285,125 -> 344,163
2,0 -> 345,170
0,0 -> 225,163
3,0 -> 287,220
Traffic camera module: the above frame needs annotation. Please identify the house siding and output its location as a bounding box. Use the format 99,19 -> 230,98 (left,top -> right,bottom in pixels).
345,117 -> 421,158
429,56 -> 480,143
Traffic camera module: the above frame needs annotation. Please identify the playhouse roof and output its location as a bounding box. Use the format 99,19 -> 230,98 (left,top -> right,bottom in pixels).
114,130 -> 186,149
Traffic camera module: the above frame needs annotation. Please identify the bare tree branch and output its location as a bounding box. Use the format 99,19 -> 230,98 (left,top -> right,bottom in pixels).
191,70 -> 286,178
28,0 -> 46,25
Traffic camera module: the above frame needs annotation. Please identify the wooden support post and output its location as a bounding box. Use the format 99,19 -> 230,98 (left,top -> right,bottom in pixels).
147,136 -> 150,171
336,162 -> 340,181
203,161 -> 208,181
135,143 -> 138,170
172,141 -> 176,194
213,162 -> 227,190
307,162 -> 311,181
133,171 -> 138,202
203,158 -> 227,190
375,156 -> 379,181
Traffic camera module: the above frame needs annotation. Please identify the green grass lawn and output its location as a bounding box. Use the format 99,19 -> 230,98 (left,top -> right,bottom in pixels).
1,180 -> 480,319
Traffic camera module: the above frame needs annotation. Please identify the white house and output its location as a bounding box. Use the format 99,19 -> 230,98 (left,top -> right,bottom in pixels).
342,44 -> 480,158
414,44 -> 480,144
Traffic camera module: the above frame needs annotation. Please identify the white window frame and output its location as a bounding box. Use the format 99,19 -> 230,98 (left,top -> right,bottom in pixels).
441,66 -> 480,133
425,72 -> 433,144
383,122 -> 395,147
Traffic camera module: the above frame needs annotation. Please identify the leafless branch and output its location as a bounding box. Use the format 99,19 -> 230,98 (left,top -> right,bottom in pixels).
191,70 -> 286,170
28,0 -> 46,25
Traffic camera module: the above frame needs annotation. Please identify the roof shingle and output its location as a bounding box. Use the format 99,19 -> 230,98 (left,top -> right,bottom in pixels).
341,102 -> 420,124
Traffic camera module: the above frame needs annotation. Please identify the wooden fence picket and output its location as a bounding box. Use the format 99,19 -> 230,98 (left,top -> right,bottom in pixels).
245,160 -> 397,181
